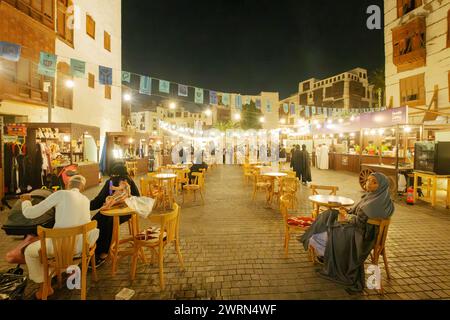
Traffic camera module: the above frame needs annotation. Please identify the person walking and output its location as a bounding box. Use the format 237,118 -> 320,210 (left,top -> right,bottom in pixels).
290,145 -> 303,180
300,144 -> 312,185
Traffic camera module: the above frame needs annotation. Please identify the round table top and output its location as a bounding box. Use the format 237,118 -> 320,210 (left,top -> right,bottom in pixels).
100,205 -> 136,216
263,172 -> 288,178
308,195 -> 355,207
155,173 -> 177,179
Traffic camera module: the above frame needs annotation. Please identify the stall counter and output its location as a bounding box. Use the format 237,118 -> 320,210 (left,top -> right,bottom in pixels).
329,153 -> 407,174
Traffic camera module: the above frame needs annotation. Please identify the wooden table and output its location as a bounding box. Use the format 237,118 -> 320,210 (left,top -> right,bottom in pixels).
100,205 -> 145,276
262,172 -> 288,205
413,171 -> 450,208
154,173 -> 177,210
308,195 -> 355,218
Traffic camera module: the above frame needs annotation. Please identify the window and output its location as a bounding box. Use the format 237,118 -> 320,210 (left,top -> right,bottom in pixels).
57,0 -> 74,45
399,73 -> 425,107
5,0 -> 54,28
56,62 -> 73,109
86,14 -> 95,39
104,31 -> 111,51
392,17 -> 426,72
397,0 -> 422,18
105,85 -> 111,99
88,73 -> 95,88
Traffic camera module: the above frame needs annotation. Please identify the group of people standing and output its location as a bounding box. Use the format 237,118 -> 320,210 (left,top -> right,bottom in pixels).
290,144 -> 312,185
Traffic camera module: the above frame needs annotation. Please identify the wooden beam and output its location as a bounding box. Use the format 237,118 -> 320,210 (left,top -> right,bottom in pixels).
422,85 -> 439,122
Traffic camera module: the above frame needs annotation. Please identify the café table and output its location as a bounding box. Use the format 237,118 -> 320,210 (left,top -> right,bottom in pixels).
100,205 -> 146,276
262,172 -> 288,205
154,173 -> 177,210
308,195 -> 355,218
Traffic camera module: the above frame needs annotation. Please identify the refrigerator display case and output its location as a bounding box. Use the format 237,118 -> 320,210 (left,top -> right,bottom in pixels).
414,141 -> 450,175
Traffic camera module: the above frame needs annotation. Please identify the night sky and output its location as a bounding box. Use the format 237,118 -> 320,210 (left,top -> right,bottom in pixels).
122,0 -> 384,99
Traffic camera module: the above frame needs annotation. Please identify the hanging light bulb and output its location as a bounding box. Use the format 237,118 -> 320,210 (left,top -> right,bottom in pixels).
234,113 -> 241,121
280,118 -> 286,124
339,133 -> 344,138
65,79 -> 75,88
169,102 -> 176,110
350,132 -> 356,137
327,119 -> 332,124
404,126 -> 412,133
350,115 -> 355,122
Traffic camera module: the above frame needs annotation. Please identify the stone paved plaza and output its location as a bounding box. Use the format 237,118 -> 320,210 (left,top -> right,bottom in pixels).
1,165 -> 450,300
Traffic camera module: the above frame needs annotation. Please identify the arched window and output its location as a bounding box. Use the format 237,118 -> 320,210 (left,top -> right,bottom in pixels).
56,62 -> 73,109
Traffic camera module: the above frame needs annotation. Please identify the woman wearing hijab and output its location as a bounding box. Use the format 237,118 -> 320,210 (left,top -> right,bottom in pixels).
290,145 -> 302,179
300,172 -> 394,292
300,145 -> 312,185
90,163 -> 140,267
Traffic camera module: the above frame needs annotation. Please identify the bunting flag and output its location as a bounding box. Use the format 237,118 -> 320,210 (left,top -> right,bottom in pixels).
70,58 -> 85,78
0,41 -> 21,62
305,106 -> 310,118
99,65 -> 112,85
256,98 -> 261,109
266,99 -> 271,112
139,76 -> 151,95
235,95 -> 242,109
195,88 -> 204,104
121,71 -> 131,83
178,84 -> 188,97
222,93 -> 230,106
283,103 -> 288,113
38,51 -> 57,77
290,103 -> 296,115
311,106 -> 316,115
159,80 -> 170,93
209,91 -> 218,105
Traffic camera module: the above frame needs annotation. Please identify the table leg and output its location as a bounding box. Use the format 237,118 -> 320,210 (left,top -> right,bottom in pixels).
413,174 -> 418,202
431,177 -> 437,207
111,216 -> 119,276
427,178 -> 431,198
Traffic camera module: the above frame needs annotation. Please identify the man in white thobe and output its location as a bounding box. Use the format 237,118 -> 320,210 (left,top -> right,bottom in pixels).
319,144 -> 329,170
315,145 -> 322,169
21,175 -> 99,299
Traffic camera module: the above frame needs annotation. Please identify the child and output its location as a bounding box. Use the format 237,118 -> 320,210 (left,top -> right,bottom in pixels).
100,180 -> 131,210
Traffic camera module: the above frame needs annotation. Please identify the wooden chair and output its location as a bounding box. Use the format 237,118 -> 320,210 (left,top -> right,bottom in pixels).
130,203 -> 184,290
243,164 -> 253,185
252,171 -> 271,202
125,161 -> 137,176
175,169 -> 190,195
310,184 -> 339,215
37,221 -> 98,300
182,172 -> 204,204
279,177 -> 299,209
279,195 -> 314,257
367,218 -> 391,292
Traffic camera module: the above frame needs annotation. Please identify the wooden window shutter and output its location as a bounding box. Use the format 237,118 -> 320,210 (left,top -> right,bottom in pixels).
104,31 -> 111,51
86,14 -> 95,39
105,85 -> 111,99
88,73 -> 95,88
447,10 -> 450,48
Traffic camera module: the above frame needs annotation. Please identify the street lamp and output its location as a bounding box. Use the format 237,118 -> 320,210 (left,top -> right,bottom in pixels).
234,113 -> 241,121
259,116 -> 265,123
169,102 -> 176,110
123,93 -> 132,101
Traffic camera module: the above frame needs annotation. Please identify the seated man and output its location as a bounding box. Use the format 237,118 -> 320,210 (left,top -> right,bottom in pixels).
20,175 -> 99,299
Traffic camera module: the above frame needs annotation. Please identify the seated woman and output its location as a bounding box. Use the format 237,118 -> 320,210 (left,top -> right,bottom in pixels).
90,163 -> 140,267
300,172 -> 394,292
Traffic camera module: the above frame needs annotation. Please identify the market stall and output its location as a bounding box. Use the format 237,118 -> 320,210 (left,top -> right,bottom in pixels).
19,122 -> 100,190
104,131 -> 155,175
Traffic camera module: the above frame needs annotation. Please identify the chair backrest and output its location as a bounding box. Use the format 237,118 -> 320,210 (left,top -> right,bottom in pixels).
192,172 -> 204,187
38,220 -> 97,272
367,218 -> 390,260
281,177 -> 298,193
279,194 -> 293,222
140,178 -> 149,197
310,184 -> 339,195
149,203 -> 180,244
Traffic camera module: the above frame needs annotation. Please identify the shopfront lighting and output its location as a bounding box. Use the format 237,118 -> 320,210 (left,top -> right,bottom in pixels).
338,118 -> 344,123
370,129 -> 376,136
350,115 -> 355,122
350,132 -> 355,137
313,120 -> 319,125
259,117 -> 265,123
156,140 -> 162,145
316,124 -> 322,129
280,118 -> 286,124
169,102 -> 176,110
378,128 -> 385,135
327,119 -> 332,124
128,138 -> 134,144
234,113 -> 241,121
205,109 -> 212,117
339,133 -> 344,138
329,134 -> 334,138
63,135 -> 70,142
65,79 -> 75,88
123,93 -> 132,101
322,134 -> 326,138
404,126 -> 412,133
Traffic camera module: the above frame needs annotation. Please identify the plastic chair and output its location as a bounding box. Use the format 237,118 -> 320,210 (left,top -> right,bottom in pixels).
37,221 -> 98,300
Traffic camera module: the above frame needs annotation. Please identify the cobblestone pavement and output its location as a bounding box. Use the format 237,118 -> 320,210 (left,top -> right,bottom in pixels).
1,165 -> 450,300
